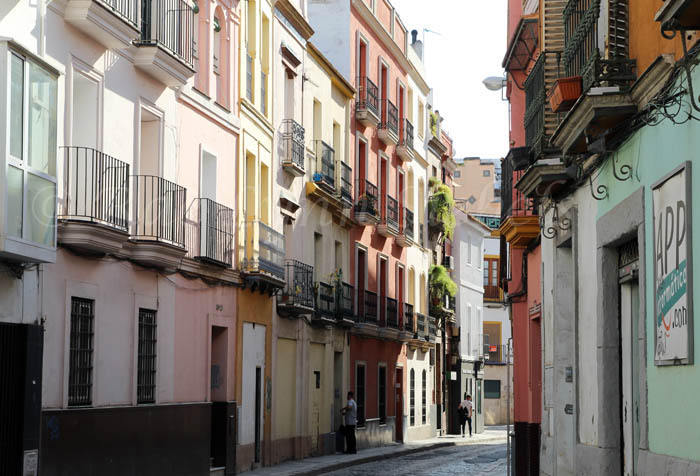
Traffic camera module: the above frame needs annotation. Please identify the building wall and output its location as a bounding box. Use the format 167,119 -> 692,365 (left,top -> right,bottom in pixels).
453,158 -> 500,216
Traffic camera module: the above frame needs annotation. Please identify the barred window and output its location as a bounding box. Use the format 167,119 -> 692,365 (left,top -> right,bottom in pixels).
137,308 -> 157,404
409,369 -> 415,426
68,297 -> 94,407
421,369 -> 427,425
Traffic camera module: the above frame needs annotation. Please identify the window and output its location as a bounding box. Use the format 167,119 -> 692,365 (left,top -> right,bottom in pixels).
409,368 -> 415,426
483,170 -> 491,177
261,15 -> 270,116
378,365 -> 386,424
417,101 -> 424,138
356,363 -> 366,427
137,308 -> 157,404
8,51 -> 58,247
454,170 -> 461,178
213,17 -> 221,74
68,298 -> 94,407
421,369 -> 427,425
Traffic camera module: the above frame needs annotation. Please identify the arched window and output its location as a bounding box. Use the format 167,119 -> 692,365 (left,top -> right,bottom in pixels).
409,369 -> 415,426
213,16 -> 221,75
421,370 -> 427,425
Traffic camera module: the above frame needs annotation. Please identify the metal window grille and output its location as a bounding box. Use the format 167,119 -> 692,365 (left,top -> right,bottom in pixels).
246,54 -> 253,102
378,366 -> 386,424
68,298 -> 94,407
421,369 -> 427,425
356,364 -> 366,427
137,308 -> 157,404
409,369 -> 415,426
260,70 -> 267,116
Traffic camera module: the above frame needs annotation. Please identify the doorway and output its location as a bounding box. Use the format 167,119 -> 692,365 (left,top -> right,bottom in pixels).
395,368 -> 403,442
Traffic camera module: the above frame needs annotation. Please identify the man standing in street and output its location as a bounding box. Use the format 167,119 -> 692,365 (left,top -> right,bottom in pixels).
458,393 -> 474,437
341,391 -> 357,454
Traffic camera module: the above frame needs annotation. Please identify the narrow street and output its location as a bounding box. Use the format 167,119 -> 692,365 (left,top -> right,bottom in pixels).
326,442 -> 507,476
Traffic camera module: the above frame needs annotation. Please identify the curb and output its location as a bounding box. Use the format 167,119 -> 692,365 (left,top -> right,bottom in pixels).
289,435 -> 508,476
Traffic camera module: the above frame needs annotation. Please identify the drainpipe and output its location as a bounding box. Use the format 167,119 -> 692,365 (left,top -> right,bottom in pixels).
507,336 -> 513,476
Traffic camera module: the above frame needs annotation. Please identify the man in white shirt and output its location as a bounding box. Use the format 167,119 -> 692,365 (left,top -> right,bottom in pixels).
458,394 -> 474,437
341,391 -> 357,453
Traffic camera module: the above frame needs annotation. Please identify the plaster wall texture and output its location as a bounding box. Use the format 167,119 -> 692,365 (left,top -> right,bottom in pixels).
0,269 -> 40,325
240,322 -> 266,446
483,364 -> 513,425
404,347 -> 434,441
307,0 -> 352,81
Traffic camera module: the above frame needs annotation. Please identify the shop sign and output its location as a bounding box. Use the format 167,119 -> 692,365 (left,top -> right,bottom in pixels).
653,162 -> 694,365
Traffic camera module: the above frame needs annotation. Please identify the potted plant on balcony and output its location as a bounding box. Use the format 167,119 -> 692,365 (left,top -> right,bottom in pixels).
548,76 -> 582,113
429,264 -> 457,310
427,177 -> 456,243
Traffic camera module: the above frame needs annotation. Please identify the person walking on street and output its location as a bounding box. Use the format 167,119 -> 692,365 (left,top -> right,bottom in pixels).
458,393 -> 474,437
341,391 -> 357,454
457,394 -> 468,436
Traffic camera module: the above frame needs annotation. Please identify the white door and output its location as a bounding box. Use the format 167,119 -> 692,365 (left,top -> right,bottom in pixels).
620,280 -> 639,476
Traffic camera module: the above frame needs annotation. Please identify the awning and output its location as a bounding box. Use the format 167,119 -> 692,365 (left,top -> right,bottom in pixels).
502,17 -> 539,72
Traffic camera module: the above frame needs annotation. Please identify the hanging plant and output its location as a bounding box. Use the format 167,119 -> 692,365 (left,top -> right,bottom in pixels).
429,265 -> 457,307
213,16 -> 222,32
428,179 -> 456,241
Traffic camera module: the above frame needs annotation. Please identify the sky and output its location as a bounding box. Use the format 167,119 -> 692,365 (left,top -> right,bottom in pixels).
390,0 -> 509,160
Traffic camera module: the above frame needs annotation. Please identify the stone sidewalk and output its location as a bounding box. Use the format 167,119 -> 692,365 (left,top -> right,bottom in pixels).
240,426 -> 508,476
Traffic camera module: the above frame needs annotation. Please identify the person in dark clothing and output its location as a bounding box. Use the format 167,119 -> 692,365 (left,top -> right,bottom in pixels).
341,391 -> 357,454
458,393 -> 473,437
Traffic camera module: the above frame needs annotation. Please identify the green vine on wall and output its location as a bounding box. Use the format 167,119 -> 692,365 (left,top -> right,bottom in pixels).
429,264 -> 457,305
428,177 -> 456,241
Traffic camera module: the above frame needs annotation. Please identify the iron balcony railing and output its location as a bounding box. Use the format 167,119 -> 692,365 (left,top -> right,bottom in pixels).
364,290 -> 378,323
501,156 -> 536,221
281,119 -> 305,171
403,303 -> 414,332
354,179 -> 379,217
316,281 -> 336,318
356,76 -> 379,117
416,313 -> 426,337
380,99 -> 398,136
403,208 -> 414,240
192,198 -> 234,266
386,297 -> 399,328
486,344 -> 508,364
101,0 -> 139,26
524,52 -> 547,157
132,175 -> 186,246
400,118 -> 414,150
136,0 -> 194,67
242,220 -> 285,279
246,54 -> 253,102
60,146 -> 130,231
340,282 -> 355,320
386,195 -> 399,230
314,141 -> 335,190
278,260 -> 314,310
261,70 -> 268,116
427,315 -> 437,341
419,223 -> 424,247
339,161 -> 353,204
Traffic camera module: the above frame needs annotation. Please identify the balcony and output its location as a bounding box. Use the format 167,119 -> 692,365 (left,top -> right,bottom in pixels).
360,290 -> 378,324
442,254 -> 454,271
485,344 -> 508,365
58,147 -> 130,255
277,260 -> 315,316
416,313 -> 426,339
377,100 -> 399,146
656,0 -> 700,29
338,161 -> 353,208
396,119 -> 415,162
524,52 -> 550,160
241,220 -> 286,292
396,208 -> 414,247
484,284 -> 503,302
64,0 -> 139,49
403,303 -> 414,333
338,282 -> 356,325
427,315 -> 437,343
189,198 -> 234,267
132,0 -> 196,87
130,175 -> 187,269
314,281 -> 337,324
354,180 -> 380,226
377,195 -> 399,238
281,119 -> 305,176
552,0 -> 637,155
306,142 -> 354,219
499,156 -> 540,247
419,223 -> 425,248
355,76 -> 379,127
386,298 -> 399,328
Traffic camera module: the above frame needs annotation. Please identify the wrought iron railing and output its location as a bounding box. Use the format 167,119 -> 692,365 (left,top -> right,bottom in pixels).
563,0 -> 599,82
340,282 -> 355,319
60,146 -> 130,231
380,99 -> 398,136
501,156 -> 535,221
101,0 -> 139,26
404,208 -> 414,240
486,344 -> 508,364
419,223 -> 424,247
427,315 -> 437,341
339,161 -> 352,203
281,119 -> 305,170
403,303 -> 414,332
136,0 -> 194,66
261,70 -> 268,116
524,52 -> 546,156
246,54 -> 253,102
316,281 -> 336,318
400,118 -> 414,150
192,198 -> 234,266
278,260 -> 314,309
356,76 -> 379,117
416,313 -> 426,337
364,290 -> 378,323
242,220 -> 285,279
386,195 -> 399,230
354,180 -> 379,217
386,298 -> 398,328
132,175 -> 186,245
314,141 -> 335,190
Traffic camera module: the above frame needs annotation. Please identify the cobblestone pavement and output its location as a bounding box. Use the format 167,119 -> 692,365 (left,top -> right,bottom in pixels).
324,442 -> 507,476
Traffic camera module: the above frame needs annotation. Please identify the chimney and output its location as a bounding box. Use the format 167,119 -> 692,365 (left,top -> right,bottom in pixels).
411,29 -> 424,61
411,29 -> 418,44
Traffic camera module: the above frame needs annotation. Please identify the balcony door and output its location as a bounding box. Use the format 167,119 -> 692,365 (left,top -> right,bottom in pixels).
357,247 -> 367,319
398,170 -> 404,229
378,256 -> 387,325
199,151 -> 217,257
356,137 -> 368,200
379,155 -> 388,220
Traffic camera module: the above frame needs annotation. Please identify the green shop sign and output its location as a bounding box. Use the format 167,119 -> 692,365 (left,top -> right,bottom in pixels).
653,162 -> 694,365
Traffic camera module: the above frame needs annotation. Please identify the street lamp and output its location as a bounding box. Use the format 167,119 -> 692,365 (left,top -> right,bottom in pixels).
483,76 -> 506,91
